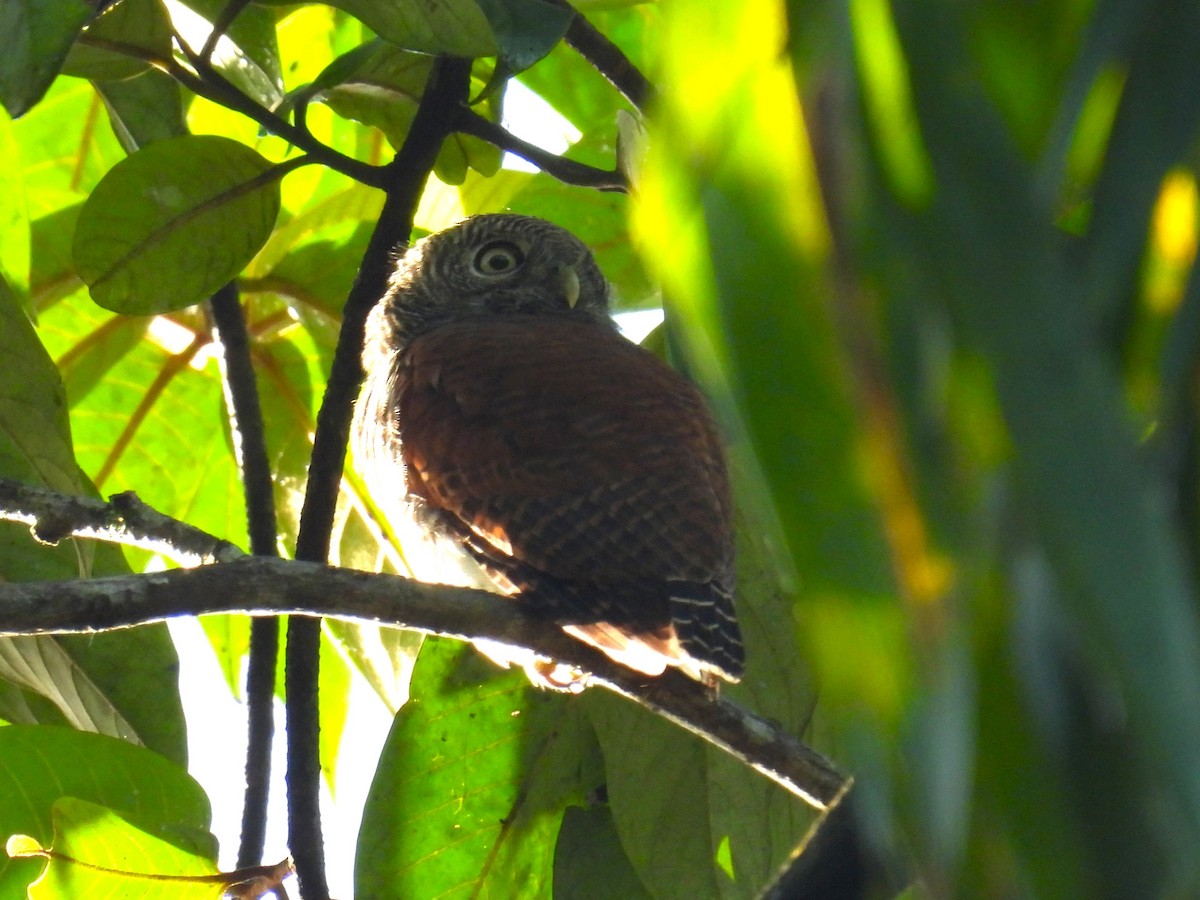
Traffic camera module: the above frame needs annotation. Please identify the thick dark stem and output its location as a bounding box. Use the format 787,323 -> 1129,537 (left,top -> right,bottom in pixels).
285,56 -> 473,900
555,2 -> 656,111
208,283 -> 281,870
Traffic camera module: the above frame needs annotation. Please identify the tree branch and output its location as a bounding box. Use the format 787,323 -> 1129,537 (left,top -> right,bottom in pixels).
0,556 -> 846,811
0,477 -> 242,565
561,6 -> 656,112
541,0 -> 656,112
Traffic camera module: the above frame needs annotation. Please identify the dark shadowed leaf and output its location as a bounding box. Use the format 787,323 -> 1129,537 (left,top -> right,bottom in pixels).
475,0 -> 573,72
0,0 -> 92,117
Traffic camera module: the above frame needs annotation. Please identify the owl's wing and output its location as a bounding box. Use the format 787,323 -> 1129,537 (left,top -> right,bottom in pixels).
395,316 -> 744,680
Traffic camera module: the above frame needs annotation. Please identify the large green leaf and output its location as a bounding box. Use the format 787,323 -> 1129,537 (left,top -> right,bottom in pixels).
72,135 -> 281,315
356,639 -> 597,898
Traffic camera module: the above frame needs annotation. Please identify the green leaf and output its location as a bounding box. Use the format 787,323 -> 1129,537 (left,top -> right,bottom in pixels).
1080,0 -> 1200,332
330,0 -> 499,57
0,0 -> 92,118
95,70 -> 187,153
0,276 -> 90,584
553,805 -> 651,900
894,0 -> 1200,874
21,799 -> 218,900
475,0 -> 573,72
0,112 -> 32,319
72,135 -> 281,315
56,628 -> 187,767
0,637 -> 139,743
0,726 -> 213,897
356,639 -> 596,898
11,78 -> 125,210
62,0 -> 173,83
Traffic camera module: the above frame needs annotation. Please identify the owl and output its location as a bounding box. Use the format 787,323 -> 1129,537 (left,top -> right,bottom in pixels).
353,214 -> 744,686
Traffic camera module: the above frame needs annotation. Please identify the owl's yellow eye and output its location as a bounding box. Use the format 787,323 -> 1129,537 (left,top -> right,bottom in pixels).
472,240 -> 525,276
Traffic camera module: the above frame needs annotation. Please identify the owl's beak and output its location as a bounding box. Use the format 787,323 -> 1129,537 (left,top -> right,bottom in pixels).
558,265 -> 581,308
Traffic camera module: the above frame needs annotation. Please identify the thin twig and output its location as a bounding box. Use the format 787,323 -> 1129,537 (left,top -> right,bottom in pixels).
76,35 -> 385,188
0,477 -> 242,565
454,107 -> 628,191
0,556 -> 847,810
198,0 -> 255,64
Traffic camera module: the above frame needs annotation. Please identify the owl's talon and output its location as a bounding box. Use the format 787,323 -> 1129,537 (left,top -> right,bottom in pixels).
529,660 -> 590,693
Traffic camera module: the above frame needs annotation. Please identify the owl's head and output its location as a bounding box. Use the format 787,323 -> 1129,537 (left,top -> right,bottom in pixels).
379,215 -> 612,345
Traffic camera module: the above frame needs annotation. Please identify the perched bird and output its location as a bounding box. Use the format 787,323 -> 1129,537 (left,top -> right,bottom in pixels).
353,214 -> 744,686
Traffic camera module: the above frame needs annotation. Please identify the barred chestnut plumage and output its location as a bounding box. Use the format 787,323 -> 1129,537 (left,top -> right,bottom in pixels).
353,214 -> 744,685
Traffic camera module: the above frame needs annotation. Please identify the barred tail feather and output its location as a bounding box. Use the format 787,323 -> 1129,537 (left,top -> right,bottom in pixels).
668,580 -> 745,682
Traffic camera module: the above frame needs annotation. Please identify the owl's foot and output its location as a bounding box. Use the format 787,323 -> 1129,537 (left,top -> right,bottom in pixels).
527,660 -> 590,693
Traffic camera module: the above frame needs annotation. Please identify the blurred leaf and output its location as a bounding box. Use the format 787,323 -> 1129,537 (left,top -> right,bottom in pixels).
1080,0 -> 1200,335
893,0 -> 1200,880
73,135 -> 281,315
0,0 -> 92,118
0,726 -> 213,897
